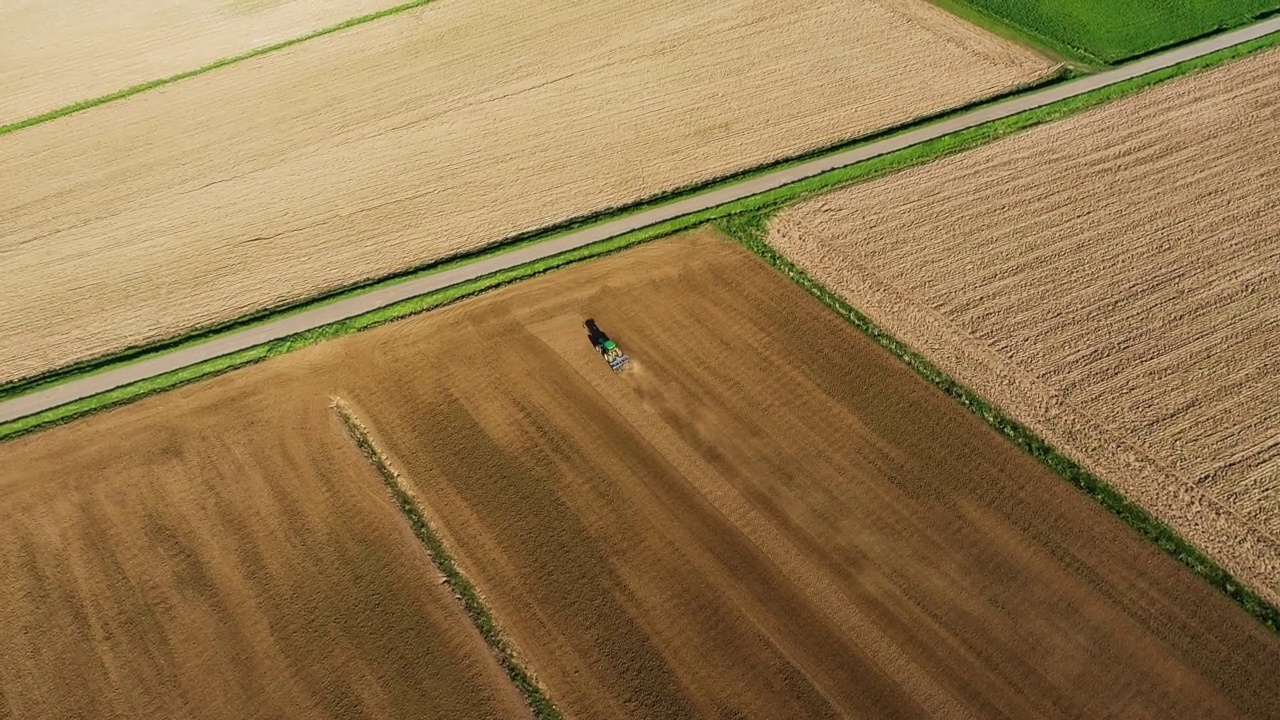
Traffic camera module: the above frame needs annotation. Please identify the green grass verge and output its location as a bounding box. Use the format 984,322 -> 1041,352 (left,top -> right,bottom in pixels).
943,0 -> 1279,64
334,401 -> 560,720
4,28 -> 1278,443
716,210 -> 1280,636
0,0 -> 439,137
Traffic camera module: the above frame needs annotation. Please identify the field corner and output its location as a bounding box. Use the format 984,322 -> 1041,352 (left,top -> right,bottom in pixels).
713,210 -> 1280,638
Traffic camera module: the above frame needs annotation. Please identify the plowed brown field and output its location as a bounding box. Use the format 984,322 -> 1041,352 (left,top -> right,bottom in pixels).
0,0 -> 398,125
0,373 -> 531,719
0,0 -> 1054,387
8,230 -> 1272,717
769,48 -> 1280,606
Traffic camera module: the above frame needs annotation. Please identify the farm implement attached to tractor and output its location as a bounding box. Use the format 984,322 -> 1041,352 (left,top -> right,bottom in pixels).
584,319 -> 631,372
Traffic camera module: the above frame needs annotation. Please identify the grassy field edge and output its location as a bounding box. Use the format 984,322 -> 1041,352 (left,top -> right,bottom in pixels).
0,0 -> 439,137
3,30 -> 1277,438
332,399 -> 561,720
715,211 -> 1280,637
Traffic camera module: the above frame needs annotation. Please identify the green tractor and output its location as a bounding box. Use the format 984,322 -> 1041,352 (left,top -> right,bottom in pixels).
584,319 -> 631,372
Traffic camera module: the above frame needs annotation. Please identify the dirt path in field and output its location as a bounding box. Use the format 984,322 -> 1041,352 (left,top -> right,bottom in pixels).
768,46 -> 1280,606
0,0 -> 401,125
5,17 -> 1279,428
0,362 -> 531,718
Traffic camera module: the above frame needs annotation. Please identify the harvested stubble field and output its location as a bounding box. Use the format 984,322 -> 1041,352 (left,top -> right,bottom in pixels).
0,0 -> 1054,388
0,373 -> 532,718
0,0 -> 401,125
769,48 -> 1280,606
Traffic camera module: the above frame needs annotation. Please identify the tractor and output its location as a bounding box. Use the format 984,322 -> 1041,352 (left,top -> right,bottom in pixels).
584,319 -> 631,372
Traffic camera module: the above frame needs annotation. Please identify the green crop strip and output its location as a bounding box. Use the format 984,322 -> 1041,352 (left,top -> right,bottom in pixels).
716,210 -> 1280,637
930,0 -> 1103,66
941,0 -> 1279,64
0,0 -> 439,137
333,400 -> 561,720
3,30 -> 1278,441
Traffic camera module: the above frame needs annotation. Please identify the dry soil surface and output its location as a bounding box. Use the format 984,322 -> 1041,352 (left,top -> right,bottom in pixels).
0,0 -> 1053,387
0,0 -> 401,125
0,371 -> 531,719
17,229 -> 1265,718
341,230 -> 1280,719
769,48 -> 1280,605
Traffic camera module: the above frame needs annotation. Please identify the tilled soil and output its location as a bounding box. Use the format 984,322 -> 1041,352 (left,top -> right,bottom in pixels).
0,368 -> 531,719
5,229 -> 1277,718
769,47 -> 1280,606
0,0 -> 1053,386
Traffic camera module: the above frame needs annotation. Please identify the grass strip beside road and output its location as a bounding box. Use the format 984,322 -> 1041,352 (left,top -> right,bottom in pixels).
333,399 -> 561,720
0,0 -> 439,137
717,211 -> 1280,638
2,28 -> 1278,441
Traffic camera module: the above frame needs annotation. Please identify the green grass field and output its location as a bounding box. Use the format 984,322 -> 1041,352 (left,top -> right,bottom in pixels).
946,0 -> 1278,63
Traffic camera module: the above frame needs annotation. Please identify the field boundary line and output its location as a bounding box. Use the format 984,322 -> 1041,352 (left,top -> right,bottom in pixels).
715,212 -> 1280,637
0,0 -> 439,136
2,21 -> 1279,439
332,397 -> 562,720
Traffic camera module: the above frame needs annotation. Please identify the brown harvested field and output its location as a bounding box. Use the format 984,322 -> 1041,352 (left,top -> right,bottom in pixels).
0,0 -> 1054,387
9,229 -> 1272,717
768,47 -> 1280,606
0,371 -> 532,718
0,0 -> 401,125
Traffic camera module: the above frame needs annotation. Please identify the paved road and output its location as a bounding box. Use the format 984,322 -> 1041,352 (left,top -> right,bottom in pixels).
4,17 -> 1279,426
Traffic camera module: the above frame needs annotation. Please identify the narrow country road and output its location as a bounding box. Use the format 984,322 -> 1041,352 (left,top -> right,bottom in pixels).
3,16 -> 1279,426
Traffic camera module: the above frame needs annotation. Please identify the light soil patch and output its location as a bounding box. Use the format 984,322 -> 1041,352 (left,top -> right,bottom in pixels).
0,0 -> 401,125
0,370 -> 532,719
769,48 -> 1280,605
0,0 -> 1054,387
51,228 -> 1269,718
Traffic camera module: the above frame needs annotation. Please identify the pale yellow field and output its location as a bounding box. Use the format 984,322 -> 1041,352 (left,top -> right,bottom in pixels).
769,48 -> 1280,604
0,0 -> 400,125
0,0 -> 1053,386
